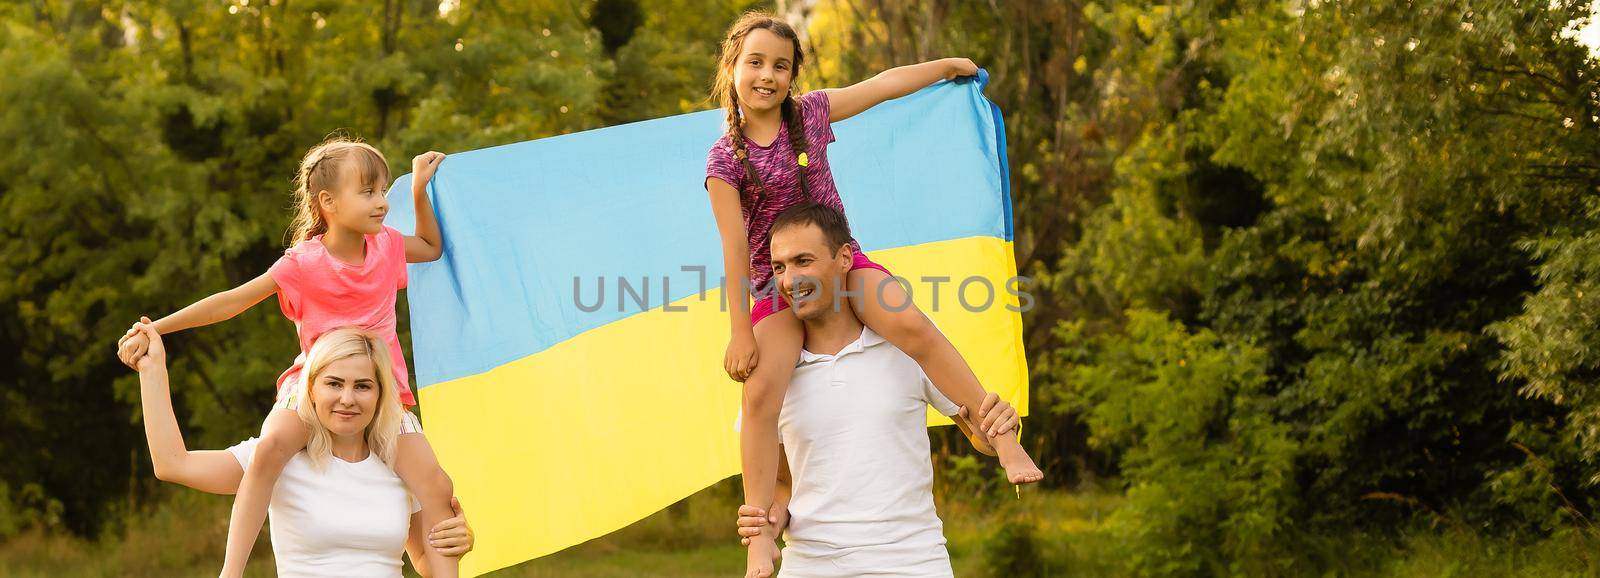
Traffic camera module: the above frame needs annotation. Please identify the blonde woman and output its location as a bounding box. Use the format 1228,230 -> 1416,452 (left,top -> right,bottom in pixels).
127,321 -> 472,577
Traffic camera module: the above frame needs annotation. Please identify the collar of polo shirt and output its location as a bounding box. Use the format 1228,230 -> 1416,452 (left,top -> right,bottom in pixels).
797,326 -> 889,365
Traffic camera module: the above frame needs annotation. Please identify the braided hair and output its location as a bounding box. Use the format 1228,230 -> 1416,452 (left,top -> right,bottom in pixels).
712,12 -> 812,207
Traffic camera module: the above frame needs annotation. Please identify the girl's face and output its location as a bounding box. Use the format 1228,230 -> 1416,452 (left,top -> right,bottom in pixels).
310,355 -> 380,439
732,28 -> 796,114
320,163 -> 389,236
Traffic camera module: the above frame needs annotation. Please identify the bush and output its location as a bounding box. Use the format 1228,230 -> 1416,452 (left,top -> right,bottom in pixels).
1048,311 -> 1298,576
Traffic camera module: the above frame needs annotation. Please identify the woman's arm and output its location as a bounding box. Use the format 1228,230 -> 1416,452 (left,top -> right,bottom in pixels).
707,177 -> 758,381
823,58 -> 979,123
405,151 -> 446,263
132,321 -> 247,494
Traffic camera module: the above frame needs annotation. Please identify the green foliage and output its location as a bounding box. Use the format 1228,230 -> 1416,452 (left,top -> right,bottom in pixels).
7,1 -> 1600,574
1052,311 -> 1296,576
1491,198 -> 1600,468
981,519 -> 1046,577
0,0 -> 744,536
1034,0 -> 1600,571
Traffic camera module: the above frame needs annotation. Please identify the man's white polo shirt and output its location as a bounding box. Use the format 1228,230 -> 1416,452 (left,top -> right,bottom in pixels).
778,325 -> 960,577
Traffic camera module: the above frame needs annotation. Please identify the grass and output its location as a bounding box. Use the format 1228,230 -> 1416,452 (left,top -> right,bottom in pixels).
2,479 -> 1597,577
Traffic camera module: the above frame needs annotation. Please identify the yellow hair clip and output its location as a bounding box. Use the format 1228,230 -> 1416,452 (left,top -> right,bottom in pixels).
797,152 -> 809,167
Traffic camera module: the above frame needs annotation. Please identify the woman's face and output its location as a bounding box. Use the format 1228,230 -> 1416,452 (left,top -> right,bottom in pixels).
310,355 -> 380,438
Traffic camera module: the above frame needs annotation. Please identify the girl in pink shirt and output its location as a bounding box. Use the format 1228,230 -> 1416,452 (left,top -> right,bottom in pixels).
117,138 -> 460,578
703,14 -> 1043,577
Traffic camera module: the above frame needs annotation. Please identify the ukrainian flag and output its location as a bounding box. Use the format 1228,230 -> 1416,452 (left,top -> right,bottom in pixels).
385,72 -> 1026,576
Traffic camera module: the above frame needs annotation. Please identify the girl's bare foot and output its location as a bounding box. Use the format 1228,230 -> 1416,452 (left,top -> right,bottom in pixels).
745,534 -> 778,577
995,431 -> 1044,484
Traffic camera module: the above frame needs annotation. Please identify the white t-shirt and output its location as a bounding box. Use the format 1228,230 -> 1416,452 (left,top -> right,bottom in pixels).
228,437 -> 421,578
777,326 -> 960,578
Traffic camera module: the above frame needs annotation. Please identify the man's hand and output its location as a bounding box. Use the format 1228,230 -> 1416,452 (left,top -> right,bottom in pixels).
975,391 -> 1020,438
737,504 -> 788,546
957,392 -> 1020,456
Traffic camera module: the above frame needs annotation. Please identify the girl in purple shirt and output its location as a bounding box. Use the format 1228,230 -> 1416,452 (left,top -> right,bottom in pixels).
702,12 -> 1043,578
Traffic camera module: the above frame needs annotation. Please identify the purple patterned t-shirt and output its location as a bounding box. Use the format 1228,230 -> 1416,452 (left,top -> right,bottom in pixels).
705,90 -> 862,292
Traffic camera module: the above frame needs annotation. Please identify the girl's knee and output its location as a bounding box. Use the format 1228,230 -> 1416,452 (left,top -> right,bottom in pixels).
409,466 -> 454,502
255,431 -> 302,461
741,377 -> 786,421
426,468 -> 454,501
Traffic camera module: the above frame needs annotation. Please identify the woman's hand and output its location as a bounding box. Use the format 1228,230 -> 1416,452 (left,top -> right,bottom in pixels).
117,320 -> 151,369
131,318 -> 165,373
428,497 -> 475,557
725,331 -> 759,382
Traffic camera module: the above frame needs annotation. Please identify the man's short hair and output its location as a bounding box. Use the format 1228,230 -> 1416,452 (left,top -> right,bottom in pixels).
771,203 -> 853,254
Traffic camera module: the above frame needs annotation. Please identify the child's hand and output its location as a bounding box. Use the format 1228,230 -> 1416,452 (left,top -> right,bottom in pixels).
412,151 -> 446,191
944,57 -> 979,80
131,318 -> 166,373
725,332 -> 759,382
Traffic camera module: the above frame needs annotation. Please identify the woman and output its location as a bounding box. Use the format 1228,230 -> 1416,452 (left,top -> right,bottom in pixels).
127,321 -> 473,577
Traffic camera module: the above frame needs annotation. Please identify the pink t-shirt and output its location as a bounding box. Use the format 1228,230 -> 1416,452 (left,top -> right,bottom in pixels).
269,226 -> 415,407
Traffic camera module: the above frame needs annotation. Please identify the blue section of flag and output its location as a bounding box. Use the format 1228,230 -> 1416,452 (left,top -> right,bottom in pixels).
386,76 -> 1010,387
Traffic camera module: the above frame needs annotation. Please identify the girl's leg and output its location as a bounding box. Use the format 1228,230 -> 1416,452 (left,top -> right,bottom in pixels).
222,408 -> 310,576
395,428 -> 459,578
742,307 -> 805,578
847,267 -> 1043,484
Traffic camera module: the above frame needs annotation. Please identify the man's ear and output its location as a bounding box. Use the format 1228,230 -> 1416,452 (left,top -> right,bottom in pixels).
835,243 -> 855,266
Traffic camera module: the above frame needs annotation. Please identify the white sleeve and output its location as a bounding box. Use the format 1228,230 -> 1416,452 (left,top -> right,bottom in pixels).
921,371 -> 961,417
226,437 -> 260,469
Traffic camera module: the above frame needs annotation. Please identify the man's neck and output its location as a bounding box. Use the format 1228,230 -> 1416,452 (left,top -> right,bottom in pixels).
801,309 -> 865,357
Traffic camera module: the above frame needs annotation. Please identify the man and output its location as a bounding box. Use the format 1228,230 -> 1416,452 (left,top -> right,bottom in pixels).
735,203 -> 1022,577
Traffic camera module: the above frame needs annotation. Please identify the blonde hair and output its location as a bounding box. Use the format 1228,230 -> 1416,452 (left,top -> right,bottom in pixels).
294,327 -> 405,470
287,137 -> 391,246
